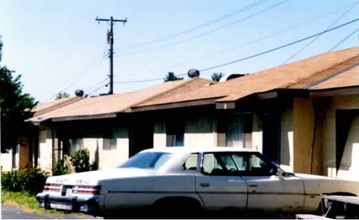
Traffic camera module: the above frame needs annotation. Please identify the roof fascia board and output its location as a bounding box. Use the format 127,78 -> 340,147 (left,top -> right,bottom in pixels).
216,102 -> 236,110
132,98 -> 218,112
50,113 -> 117,122
309,86 -> 359,97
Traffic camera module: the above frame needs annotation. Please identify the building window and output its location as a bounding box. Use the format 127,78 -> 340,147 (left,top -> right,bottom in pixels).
262,113 -> 281,164
336,109 -> 358,171
217,114 -> 253,148
166,120 -> 184,146
103,127 -> 117,150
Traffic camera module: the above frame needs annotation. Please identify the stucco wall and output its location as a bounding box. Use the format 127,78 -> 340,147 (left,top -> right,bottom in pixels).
293,98 -> 321,174
280,107 -> 294,172
0,149 -> 16,171
38,128 -> 54,172
322,94 -> 359,179
337,116 -> 359,181
185,116 -> 216,148
153,121 -> 166,149
19,137 -> 30,169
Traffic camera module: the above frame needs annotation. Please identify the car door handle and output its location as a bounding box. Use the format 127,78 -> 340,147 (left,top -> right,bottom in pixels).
200,183 -> 210,187
249,184 -> 257,193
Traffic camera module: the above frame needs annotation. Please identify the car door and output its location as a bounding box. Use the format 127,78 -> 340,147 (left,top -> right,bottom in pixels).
240,153 -> 305,212
195,152 -> 247,211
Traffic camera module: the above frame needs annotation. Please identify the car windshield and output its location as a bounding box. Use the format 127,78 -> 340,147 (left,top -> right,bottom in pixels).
118,152 -> 173,169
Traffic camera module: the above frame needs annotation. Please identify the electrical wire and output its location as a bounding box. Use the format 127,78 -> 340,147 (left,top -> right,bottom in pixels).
281,1 -> 358,64
199,18 -> 359,72
114,0 -> 289,58
122,3 -> 356,80
328,29 -> 359,52
116,0 -> 268,51
112,18 -> 358,85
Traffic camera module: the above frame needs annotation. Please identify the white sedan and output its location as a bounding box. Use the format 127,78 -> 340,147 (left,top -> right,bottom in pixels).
36,147 -> 359,218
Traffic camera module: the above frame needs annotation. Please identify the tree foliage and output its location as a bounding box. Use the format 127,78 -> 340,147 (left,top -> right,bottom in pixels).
164,72 -> 183,82
211,72 -> 224,82
0,38 -> 37,152
56,92 -> 70,100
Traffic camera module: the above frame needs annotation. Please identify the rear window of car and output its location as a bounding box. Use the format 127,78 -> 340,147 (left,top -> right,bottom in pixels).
118,152 -> 173,169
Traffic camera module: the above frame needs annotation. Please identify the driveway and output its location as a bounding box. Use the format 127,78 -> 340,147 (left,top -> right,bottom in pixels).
1,204 -> 102,219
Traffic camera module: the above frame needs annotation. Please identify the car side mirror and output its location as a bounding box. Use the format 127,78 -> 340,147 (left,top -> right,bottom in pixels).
277,168 -> 295,179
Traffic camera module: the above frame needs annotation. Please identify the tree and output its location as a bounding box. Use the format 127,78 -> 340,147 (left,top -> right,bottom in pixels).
164,72 -> 183,82
56,92 -> 70,100
0,38 -> 36,152
211,72 -> 223,82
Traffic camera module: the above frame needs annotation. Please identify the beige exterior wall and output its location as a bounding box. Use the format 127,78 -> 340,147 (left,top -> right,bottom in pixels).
251,114 -> 263,152
293,98 -> 323,175
38,128 -> 54,172
280,107 -> 294,172
337,116 -> 359,181
34,123 -> 130,173
153,117 -> 218,148
153,121 -> 166,149
0,149 -> 17,171
85,126 -> 129,169
322,95 -> 359,179
18,137 -> 31,169
185,116 -> 217,148
293,94 -> 358,180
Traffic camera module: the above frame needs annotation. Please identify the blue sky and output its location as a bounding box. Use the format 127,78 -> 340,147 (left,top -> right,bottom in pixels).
1,0 -> 358,103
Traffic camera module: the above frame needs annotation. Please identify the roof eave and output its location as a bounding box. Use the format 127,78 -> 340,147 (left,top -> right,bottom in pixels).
309,86 -> 359,97
131,98 -> 219,112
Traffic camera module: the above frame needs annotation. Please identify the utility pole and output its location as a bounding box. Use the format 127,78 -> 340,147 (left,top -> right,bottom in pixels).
96,16 -> 127,95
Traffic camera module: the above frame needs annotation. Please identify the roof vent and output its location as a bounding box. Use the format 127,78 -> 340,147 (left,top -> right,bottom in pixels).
226,73 -> 247,81
188,68 -> 200,78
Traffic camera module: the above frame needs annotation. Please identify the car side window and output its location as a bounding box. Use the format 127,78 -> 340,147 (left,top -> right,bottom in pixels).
201,152 -> 276,176
182,153 -> 198,170
247,154 -> 276,176
202,153 -> 223,174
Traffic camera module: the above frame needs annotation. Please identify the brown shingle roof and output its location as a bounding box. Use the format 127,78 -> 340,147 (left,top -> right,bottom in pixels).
309,65 -> 359,90
32,97 -> 82,117
29,77 -> 213,123
136,47 -> 358,107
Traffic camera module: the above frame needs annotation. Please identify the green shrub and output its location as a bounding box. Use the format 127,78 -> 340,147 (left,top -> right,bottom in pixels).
52,159 -> 70,176
21,168 -> 49,195
1,171 -> 23,192
1,168 -> 49,195
71,149 -> 90,173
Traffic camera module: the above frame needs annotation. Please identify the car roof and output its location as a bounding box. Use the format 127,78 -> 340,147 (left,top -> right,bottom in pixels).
141,147 -> 257,154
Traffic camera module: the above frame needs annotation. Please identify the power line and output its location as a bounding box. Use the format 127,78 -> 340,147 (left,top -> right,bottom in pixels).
199,18 -> 359,72
116,0 -> 268,51
115,0 -> 288,58
282,1 -> 358,64
112,18 -> 358,85
328,29 -> 359,52
126,3 -> 355,79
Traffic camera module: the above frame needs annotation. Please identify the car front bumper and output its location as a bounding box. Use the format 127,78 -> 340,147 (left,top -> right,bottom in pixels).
36,193 -> 101,215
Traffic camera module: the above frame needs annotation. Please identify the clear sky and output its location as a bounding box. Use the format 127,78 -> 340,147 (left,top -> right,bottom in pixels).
1,0 -> 358,103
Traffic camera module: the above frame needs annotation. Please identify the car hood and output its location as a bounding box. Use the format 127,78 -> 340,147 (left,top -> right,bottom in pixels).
46,168 -> 156,186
